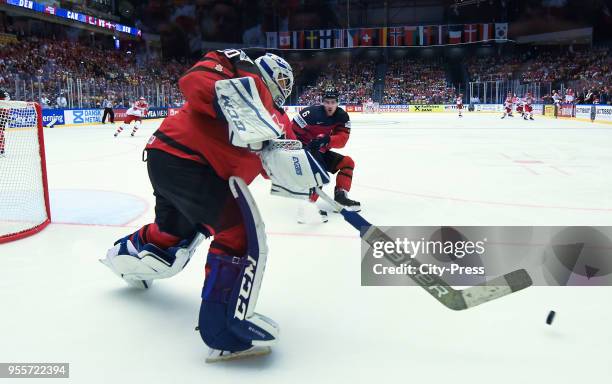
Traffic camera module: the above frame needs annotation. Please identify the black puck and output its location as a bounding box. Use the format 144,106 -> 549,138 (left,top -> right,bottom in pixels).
546,310 -> 556,325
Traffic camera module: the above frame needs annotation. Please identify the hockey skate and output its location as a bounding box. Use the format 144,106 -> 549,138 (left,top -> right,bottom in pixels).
297,200 -> 328,224
205,346 -> 271,363
334,189 -> 361,212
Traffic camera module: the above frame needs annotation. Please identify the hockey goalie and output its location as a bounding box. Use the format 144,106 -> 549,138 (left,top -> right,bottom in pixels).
100,49 -> 329,362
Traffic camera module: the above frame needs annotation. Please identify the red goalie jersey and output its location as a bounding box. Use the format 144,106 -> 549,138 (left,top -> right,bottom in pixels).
145,49 -> 293,183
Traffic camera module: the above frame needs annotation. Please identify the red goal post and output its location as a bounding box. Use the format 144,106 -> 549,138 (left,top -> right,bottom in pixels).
0,101 -> 51,244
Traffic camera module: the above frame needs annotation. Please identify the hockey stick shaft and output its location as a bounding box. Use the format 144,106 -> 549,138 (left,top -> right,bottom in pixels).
315,188 -> 532,310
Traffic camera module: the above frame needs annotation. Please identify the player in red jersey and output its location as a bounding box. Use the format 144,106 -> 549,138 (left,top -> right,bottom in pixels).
565,88 -> 575,104
114,97 -> 149,137
292,89 -> 359,223
101,50 -> 328,362
456,93 -> 464,117
501,92 -> 514,119
523,92 -> 535,120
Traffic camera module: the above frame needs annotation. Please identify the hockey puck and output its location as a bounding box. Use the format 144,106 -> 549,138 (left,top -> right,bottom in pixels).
546,310 -> 556,325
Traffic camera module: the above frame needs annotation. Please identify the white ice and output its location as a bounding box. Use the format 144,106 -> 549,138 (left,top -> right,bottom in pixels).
1,113 -> 611,383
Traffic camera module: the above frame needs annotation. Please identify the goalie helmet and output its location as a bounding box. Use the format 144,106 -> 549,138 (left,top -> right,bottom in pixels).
255,53 -> 293,107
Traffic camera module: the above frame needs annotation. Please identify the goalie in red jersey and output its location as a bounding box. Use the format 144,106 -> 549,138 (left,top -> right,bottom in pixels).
100,49 -> 328,362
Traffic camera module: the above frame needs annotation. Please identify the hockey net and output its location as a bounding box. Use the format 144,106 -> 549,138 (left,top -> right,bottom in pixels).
362,102 -> 380,114
0,101 -> 50,244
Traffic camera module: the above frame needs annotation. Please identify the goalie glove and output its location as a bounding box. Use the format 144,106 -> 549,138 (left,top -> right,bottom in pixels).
260,139 -> 330,199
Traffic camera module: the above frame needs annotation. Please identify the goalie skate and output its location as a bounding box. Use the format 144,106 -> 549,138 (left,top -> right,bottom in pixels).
205,346 -> 271,363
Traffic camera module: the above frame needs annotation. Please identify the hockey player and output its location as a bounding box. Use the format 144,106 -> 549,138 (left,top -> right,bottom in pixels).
514,94 -> 524,117
0,88 -> 10,157
114,97 -> 148,137
564,88 -> 575,104
100,50 -> 328,363
292,88 -> 360,223
523,92 -> 534,120
456,93 -> 463,117
501,92 -> 514,119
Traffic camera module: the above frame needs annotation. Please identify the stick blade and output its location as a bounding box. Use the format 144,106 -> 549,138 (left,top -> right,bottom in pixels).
459,269 -> 533,310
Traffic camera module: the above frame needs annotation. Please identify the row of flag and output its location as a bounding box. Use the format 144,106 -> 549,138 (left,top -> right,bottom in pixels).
266,23 -> 508,49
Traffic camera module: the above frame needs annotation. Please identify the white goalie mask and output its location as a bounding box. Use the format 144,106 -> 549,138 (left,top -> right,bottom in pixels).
255,53 -> 294,107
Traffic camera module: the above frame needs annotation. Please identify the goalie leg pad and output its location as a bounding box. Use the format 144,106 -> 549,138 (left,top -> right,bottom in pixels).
199,253 -> 253,351
199,253 -> 279,350
198,177 -> 278,351
101,230 -> 204,287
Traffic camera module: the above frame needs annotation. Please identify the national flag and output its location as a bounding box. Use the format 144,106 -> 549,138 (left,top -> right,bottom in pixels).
389,27 -> 403,46
479,23 -> 494,41
334,29 -> 345,48
495,23 -> 508,40
423,26 -> 435,45
449,31 -> 462,44
449,25 -> 462,44
378,27 -> 388,46
463,24 -> 477,43
359,28 -> 374,46
346,29 -> 359,47
437,25 -> 447,45
319,30 -> 333,48
305,30 -> 319,49
279,31 -> 290,49
292,31 -> 305,49
404,26 -> 419,46
266,32 -> 278,48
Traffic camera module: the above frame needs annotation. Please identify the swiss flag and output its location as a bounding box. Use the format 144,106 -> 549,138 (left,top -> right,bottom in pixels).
464,24 -> 477,43
360,28 -> 374,46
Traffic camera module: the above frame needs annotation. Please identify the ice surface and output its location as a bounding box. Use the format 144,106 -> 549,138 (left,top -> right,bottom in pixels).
1,114 -> 611,383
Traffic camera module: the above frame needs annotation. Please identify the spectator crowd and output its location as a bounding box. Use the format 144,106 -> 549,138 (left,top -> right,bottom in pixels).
0,33 -> 610,108
296,60 -> 376,105
0,36 -> 187,108
382,59 -> 456,105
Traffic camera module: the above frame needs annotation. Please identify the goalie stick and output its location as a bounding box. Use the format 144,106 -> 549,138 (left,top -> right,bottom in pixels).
315,188 -> 533,310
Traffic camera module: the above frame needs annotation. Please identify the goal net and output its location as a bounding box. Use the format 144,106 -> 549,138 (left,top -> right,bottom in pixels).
0,101 -> 50,243
362,102 -> 380,114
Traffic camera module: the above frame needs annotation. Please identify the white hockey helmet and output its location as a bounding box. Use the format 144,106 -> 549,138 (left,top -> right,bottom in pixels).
255,53 -> 293,107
